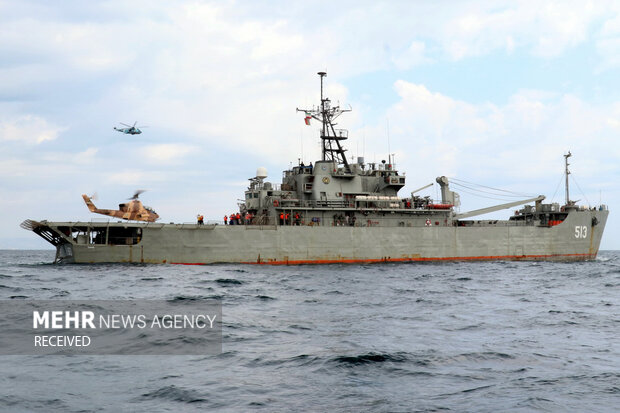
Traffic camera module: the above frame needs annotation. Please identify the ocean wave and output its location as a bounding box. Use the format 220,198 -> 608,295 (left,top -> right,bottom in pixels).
168,295 -> 221,302
255,295 -> 274,300
140,385 -> 207,404
330,352 -> 410,365
215,278 -> 243,285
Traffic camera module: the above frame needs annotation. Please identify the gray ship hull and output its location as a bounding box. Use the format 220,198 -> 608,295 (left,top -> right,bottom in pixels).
23,208 -> 608,264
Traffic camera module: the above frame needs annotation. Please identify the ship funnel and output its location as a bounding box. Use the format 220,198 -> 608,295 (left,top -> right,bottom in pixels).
256,167 -> 268,179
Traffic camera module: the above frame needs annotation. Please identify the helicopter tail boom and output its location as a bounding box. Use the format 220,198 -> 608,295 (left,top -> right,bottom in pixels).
82,194 -> 97,213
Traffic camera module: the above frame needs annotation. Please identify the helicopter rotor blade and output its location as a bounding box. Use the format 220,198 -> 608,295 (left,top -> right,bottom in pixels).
128,189 -> 146,200
120,123 -> 132,127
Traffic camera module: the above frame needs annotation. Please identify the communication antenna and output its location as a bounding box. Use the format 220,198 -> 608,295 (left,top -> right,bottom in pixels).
300,128 -> 304,163
564,151 -> 572,205
363,126 -> 366,159
297,72 -> 352,173
386,118 -> 391,164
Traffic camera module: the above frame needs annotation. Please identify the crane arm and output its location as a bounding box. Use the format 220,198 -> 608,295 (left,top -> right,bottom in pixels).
455,196 -> 546,219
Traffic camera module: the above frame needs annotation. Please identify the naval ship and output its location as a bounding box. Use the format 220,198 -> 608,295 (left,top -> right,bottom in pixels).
22,72 -> 608,264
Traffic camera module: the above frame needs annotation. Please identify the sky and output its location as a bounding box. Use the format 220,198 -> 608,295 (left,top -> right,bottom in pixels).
1,0 -> 619,250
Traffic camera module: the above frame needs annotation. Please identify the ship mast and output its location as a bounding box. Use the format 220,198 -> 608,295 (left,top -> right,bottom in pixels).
297,72 -> 351,172
564,151 -> 572,205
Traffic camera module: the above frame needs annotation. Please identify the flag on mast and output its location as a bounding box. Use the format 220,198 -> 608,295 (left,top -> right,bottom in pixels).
304,116 -> 311,125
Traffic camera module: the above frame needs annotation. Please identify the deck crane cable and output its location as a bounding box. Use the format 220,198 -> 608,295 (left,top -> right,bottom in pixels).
448,182 -> 528,200
570,175 -> 590,206
448,177 -> 534,198
449,186 -> 532,201
550,172 -> 564,204
448,184 -> 527,201
448,178 -> 535,201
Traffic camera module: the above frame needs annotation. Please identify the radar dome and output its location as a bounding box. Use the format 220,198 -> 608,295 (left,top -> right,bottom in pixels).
256,167 -> 268,179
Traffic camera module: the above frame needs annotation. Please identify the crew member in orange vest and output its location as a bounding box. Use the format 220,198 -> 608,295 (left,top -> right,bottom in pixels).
279,212 -> 284,225
224,215 -> 228,225
285,213 -> 290,225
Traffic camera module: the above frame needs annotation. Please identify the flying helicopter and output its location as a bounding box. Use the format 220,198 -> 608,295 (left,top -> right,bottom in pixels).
81,190 -> 159,222
114,121 -> 146,135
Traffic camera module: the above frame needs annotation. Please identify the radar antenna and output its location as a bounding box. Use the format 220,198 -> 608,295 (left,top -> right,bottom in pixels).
297,72 -> 352,172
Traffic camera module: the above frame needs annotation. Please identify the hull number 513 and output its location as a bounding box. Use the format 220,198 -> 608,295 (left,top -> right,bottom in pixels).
574,226 -> 588,239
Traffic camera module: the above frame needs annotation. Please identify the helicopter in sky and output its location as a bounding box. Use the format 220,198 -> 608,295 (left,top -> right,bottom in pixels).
82,190 -> 159,222
114,121 -> 146,135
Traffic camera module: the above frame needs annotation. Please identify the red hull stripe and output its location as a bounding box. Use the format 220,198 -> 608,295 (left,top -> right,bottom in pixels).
170,252 -> 595,265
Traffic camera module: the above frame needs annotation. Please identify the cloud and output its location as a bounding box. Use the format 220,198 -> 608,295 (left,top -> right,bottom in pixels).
72,147 -> 99,164
0,115 -> 65,144
392,41 -> 433,70
104,170 -> 163,186
595,10 -> 620,71
439,2 -> 605,60
143,144 -> 195,164
383,80 -> 619,188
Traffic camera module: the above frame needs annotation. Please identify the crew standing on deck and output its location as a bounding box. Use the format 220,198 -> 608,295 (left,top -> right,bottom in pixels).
197,214 -> 204,225
224,215 -> 228,225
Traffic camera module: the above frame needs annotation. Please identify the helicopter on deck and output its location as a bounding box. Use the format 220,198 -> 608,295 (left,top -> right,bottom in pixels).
81,190 -> 159,222
114,121 -> 146,135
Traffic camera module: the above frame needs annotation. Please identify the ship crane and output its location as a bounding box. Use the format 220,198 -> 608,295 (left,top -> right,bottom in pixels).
455,195 -> 546,219
411,183 -> 433,197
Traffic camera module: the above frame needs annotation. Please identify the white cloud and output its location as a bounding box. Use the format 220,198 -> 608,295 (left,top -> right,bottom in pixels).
72,147 -> 99,164
440,1 -> 604,60
383,80 -> 619,188
0,115 -> 65,144
595,10 -> 620,71
104,170 -> 157,186
143,144 -> 194,163
392,41 -> 433,70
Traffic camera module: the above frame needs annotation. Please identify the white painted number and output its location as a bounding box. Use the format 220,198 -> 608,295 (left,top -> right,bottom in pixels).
574,226 -> 587,239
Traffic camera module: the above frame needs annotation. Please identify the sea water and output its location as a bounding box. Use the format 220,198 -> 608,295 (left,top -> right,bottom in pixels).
0,250 -> 618,412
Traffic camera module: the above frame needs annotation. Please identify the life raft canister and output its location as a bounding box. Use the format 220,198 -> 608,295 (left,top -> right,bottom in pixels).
273,200 -> 279,207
